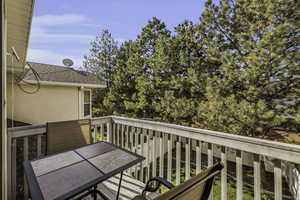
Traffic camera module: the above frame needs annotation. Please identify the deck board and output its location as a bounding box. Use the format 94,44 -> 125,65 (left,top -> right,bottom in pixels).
82,173 -> 147,200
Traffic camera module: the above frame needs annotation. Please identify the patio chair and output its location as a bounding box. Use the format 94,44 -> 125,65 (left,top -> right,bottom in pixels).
133,162 -> 224,200
46,119 -> 91,154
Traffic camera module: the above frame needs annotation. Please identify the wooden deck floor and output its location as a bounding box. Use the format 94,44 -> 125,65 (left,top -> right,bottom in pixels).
82,173 -> 159,200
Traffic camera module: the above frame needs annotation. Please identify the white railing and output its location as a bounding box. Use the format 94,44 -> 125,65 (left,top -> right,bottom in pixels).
8,116 -> 300,200
7,117 -> 111,200
7,124 -> 47,200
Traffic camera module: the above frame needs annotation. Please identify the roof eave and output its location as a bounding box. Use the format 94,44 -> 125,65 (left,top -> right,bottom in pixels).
6,0 -> 35,74
21,80 -> 107,88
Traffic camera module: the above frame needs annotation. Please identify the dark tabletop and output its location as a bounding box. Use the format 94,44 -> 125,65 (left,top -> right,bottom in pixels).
24,141 -> 144,200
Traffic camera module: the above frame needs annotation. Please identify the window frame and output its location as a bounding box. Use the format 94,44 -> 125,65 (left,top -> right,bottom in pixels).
83,89 -> 92,118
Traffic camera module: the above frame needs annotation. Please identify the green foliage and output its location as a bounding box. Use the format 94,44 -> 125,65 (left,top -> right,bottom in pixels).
91,88 -> 110,117
167,167 -> 273,200
197,0 -> 300,136
82,29 -> 119,117
104,18 -> 172,118
87,0 -> 299,136
83,29 -> 119,88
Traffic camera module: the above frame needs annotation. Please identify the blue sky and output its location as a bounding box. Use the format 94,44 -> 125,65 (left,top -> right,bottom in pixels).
27,0 -> 205,67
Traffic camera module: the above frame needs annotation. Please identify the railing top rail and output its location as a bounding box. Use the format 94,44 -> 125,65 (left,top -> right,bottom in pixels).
8,116 -> 112,138
111,116 -> 300,163
91,116 -> 112,125
8,124 -> 46,138
7,116 -> 300,163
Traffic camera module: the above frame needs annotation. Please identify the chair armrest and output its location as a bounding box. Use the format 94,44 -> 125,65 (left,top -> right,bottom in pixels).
142,177 -> 174,196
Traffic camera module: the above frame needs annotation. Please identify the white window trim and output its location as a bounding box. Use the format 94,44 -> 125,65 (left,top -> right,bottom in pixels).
83,89 -> 92,118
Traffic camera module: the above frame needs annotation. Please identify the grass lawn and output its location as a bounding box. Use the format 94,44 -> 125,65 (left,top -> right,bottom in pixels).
166,168 -> 274,200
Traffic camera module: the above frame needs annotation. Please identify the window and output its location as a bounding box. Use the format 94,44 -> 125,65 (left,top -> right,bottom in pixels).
84,90 -> 91,117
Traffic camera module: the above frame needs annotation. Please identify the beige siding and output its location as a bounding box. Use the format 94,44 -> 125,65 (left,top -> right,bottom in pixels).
6,0 -> 34,74
7,83 -> 83,125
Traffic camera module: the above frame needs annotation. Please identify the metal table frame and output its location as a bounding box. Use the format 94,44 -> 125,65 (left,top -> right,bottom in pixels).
71,172 -> 124,200
24,141 -> 144,200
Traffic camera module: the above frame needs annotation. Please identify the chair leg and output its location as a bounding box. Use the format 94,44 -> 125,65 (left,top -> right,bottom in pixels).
93,186 -> 97,200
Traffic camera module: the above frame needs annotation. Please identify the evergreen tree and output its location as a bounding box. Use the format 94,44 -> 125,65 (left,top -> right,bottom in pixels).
198,0 -> 300,136
82,29 -> 119,117
105,18 -> 171,118
83,29 -> 118,88
152,21 -> 203,123
137,17 -> 171,57
135,17 -> 171,118
104,40 -> 142,116
91,0 -> 299,136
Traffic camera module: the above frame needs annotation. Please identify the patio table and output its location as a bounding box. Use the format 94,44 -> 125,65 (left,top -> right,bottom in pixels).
24,141 -> 144,200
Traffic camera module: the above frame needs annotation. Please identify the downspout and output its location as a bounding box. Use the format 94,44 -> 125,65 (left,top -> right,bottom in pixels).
78,86 -> 83,119
78,87 -> 81,119
1,0 -> 7,198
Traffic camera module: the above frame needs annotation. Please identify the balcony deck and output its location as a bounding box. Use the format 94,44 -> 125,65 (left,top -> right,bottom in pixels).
83,173 -> 145,200
7,116 -> 300,200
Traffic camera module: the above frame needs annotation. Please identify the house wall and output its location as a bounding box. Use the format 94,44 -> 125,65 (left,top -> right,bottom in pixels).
7,83 -> 86,125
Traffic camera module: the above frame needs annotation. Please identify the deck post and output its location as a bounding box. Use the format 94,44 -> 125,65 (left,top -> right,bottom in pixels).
176,136 -> 181,185
274,159 -> 282,200
167,134 -> 172,182
207,143 -> 213,200
196,140 -> 202,174
254,154 -> 261,200
236,150 -> 243,200
107,118 -> 113,143
185,138 -> 190,181
221,146 -> 227,200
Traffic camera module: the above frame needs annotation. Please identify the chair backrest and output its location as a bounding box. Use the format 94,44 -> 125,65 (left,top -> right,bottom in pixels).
154,163 -> 223,200
46,119 -> 91,155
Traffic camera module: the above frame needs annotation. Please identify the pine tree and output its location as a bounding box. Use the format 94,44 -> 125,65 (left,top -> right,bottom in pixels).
94,0 -> 299,136
104,40 -> 141,116
198,0 -> 300,136
82,29 -> 119,117
151,21 -> 202,123
135,17 -> 171,118
83,29 -> 119,88
105,18 -> 171,118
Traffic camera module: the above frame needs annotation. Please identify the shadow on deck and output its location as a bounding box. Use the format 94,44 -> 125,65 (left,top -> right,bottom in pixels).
82,173 -> 159,200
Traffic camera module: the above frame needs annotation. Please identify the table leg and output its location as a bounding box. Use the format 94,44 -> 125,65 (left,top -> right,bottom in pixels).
116,171 -> 123,200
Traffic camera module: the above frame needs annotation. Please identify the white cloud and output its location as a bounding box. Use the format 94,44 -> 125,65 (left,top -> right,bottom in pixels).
28,14 -> 124,67
27,49 -> 83,68
28,14 -> 95,66
33,14 -> 89,26
30,29 -> 93,44
30,14 -> 94,45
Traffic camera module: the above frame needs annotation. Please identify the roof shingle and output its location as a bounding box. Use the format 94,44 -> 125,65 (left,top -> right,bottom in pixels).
25,62 -> 105,86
